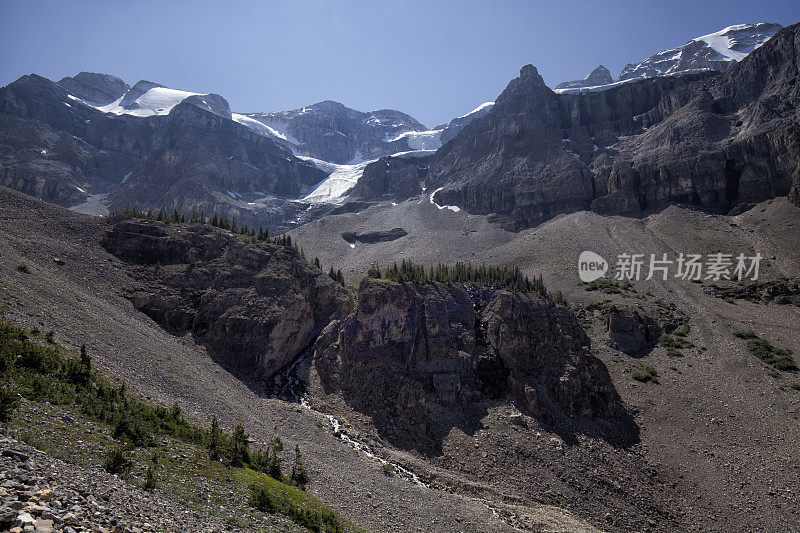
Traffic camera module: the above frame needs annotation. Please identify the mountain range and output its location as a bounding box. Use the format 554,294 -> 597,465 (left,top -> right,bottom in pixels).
3,22 -> 793,233
1,18 -> 800,533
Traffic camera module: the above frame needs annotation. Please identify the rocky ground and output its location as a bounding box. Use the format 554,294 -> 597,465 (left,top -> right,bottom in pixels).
292,193 -> 800,531
0,436 -> 234,533
2,185 -> 799,531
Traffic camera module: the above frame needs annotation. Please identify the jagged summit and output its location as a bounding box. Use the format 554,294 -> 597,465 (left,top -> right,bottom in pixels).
555,22 -> 782,94
555,65 -> 614,90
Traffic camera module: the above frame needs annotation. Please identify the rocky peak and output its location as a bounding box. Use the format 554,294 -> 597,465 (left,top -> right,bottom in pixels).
119,80 -> 166,108
555,65 -> 614,90
56,71 -> 129,105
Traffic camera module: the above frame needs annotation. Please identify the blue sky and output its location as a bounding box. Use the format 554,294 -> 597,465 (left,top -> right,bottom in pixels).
1,0 -> 797,126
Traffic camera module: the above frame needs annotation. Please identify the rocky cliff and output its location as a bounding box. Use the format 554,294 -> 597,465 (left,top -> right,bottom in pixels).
423,23 -> 800,230
101,219 -> 353,378
243,100 -> 429,164
314,278 -> 628,449
0,74 -> 326,228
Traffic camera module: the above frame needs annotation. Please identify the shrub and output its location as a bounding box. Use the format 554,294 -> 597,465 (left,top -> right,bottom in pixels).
16,264 -> 30,274
44,330 -> 54,344
249,486 -> 277,513
143,464 -> 157,491
113,417 -> 156,447
0,385 -> 19,422
733,330 -> 758,339
103,447 -> 132,476
631,365 -> 659,383
746,339 -> 797,371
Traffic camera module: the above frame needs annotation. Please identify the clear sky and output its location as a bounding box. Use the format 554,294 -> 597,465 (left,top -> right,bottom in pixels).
1,0 -> 797,127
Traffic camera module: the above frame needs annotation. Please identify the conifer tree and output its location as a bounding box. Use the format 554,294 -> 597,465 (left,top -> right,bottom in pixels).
290,444 -> 308,488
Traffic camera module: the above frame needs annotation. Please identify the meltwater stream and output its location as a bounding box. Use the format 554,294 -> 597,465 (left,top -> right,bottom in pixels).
277,351 -> 428,487
276,351 -> 524,530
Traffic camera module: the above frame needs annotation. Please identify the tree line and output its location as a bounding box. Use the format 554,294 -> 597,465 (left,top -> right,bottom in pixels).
366,259 -> 547,295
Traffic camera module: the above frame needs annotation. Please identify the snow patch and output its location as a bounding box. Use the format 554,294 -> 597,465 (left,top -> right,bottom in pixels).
429,187 -> 461,212
388,130 -> 442,151
457,101 -> 494,119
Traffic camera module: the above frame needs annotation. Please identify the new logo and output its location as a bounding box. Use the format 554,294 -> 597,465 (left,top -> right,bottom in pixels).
578,251 -> 608,283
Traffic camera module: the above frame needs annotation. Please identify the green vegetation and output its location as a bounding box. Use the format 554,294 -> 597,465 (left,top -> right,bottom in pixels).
367,259 -> 546,295
658,333 -> 693,358
16,263 -> 31,274
104,446 -> 133,476
583,278 -> 635,294
631,365 -> 659,383
0,319 -> 357,531
328,267 -> 345,287
745,338 -> 796,371
249,483 -> 343,533
732,330 -> 796,371
584,299 -> 619,315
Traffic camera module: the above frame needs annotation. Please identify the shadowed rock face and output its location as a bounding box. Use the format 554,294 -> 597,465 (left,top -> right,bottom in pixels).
315,279 -> 632,451
341,227 -> 407,244
101,219 -> 353,378
350,155 -> 430,200
425,23 -> 800,230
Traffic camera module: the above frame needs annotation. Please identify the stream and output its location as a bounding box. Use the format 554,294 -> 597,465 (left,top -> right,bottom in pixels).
275,351 -> 524,530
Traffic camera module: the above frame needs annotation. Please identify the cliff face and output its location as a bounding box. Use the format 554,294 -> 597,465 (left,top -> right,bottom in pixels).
314,278 -> 628,449
424,23 -> 800,230
101,219 -> 353,378
0,74 -> 326,227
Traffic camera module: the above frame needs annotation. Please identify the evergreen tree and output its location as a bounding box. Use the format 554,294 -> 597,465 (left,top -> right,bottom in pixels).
230,424 -> 250,467
268,436 -> 284,481
290,444 -> 308,488
208,416 -> 221,460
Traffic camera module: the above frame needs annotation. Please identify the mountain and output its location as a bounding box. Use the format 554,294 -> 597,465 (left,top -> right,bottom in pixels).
240,100 -> 430,164
555,65 -> 614,90
57,71 -> 130,105
408,22 -> 800,230
619,22 -> 782,81
0,73 -> 325,228
555,23 -> 782,94
438,101 -> 495,144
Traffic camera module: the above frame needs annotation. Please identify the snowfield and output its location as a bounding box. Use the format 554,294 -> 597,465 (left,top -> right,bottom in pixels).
96,87 -> 203,117
299,157 -> 377,204
388,129 -> 442,151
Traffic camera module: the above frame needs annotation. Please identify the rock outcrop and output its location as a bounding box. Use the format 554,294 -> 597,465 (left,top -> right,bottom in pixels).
56,71 -> 130,105
314,279 -> 628,449
101,219 -> 353,378
604,308 -> 662,355
349,155 -> 430,200
556,65 -> 614,90
341,227 -> 407,244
